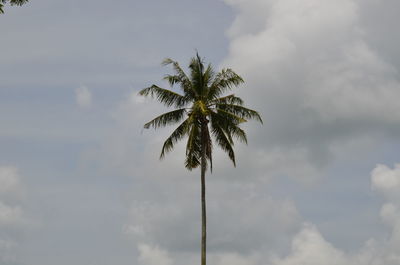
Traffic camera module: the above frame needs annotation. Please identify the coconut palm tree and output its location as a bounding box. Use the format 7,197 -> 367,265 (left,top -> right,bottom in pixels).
0,0 -> 28,13
139,53 -> 262,265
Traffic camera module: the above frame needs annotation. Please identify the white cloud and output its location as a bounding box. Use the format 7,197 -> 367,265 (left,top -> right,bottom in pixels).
0,166 -> 26,263
125,180 -> 301,254
125,161 -> 400,265
0,201 -> 23,226
0,166 -> 21,194
221,0 -> 400,180
75,85 -> 92,108
0,166 -> 24,226
267,163 -> 400,265
371,164 -> 400,194
271,224 -> 349,265
138,244 -> 173,265
370,163 -> 400,258
265,163 -> 400,265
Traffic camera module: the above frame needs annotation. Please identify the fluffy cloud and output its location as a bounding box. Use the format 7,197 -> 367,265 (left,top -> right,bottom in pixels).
0,166 -> 24,226
270,224 -> 349,265
0,166 -> 26,263
125,181 -> 300,254
123,163 -> 400,264
75,85 -> 92,108
271,163 -> 400,265
371,164 -> 400,195
371,163 -> 400,256
0,166 -> 21,194
138,244 -> 173,265
221,0 -> 400,179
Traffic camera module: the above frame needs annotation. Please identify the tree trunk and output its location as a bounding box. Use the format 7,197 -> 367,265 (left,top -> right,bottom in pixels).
201,123 -> 207,265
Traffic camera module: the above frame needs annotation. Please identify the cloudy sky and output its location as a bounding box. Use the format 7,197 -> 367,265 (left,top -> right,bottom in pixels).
1,0 -> 400,264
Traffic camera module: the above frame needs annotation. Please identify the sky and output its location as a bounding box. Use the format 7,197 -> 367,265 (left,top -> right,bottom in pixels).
1,0 -> 400,264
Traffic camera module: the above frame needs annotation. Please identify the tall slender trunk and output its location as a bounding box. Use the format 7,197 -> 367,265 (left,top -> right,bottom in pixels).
200,122 -> 207,265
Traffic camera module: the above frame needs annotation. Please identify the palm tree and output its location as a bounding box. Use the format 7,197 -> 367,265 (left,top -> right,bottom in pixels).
139,54 -> 262,265
0,0 -> 29,13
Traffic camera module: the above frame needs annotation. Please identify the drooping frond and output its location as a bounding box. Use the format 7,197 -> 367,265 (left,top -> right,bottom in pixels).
210,111 -> 247,144
201,123 -> 213,172
216,104 -> 263,124
185,122 -> 201,170
160,118 -> 190,159
138,85 -> 188,107
208,69 -> 244,100
215,108 -> 248,124
144,108 -> 186,129
210,112 -> 236,166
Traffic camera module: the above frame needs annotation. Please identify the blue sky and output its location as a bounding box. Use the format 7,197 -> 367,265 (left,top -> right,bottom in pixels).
1,0 -> 400,265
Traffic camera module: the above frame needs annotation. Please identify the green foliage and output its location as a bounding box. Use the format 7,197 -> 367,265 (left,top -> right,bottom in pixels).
139,53 -> 262,171
0,0 -> 28,13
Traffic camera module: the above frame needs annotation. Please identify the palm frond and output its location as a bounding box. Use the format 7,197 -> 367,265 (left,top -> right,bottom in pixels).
162,58 -> 197,98
185,122 -> 201,170
216,104 -> 263,124
215,108 -> 248,124
10,0 -> 28,5
211,111 -> 247,144
144,108 -> 186,129
160,118 -> 190,159
201,124 -> 213,172
163,75 -> 197,100
203,64 -> 215,88
210,113 -> 236,166
0,0 -> 27,12
138,85 -> 188,107
208,69 -> 244,100
210,94 -> 244,106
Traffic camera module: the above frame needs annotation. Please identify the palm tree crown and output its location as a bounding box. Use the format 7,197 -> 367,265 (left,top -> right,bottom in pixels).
139,54 -> 261,265
139,54 -> 262,170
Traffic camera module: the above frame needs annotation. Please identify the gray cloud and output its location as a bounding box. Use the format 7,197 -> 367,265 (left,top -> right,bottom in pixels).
221,0 -> 400,179
0,166 -> 26,264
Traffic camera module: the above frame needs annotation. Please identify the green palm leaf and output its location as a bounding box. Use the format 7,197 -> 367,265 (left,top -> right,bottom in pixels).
211,94 -> 244,106
185,122 -> 201,170
138,85 -> 188,107
208,69 -> 244,100
216,104 -> 263,124
144,108 -> 186,129
160,118 -> 190,159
